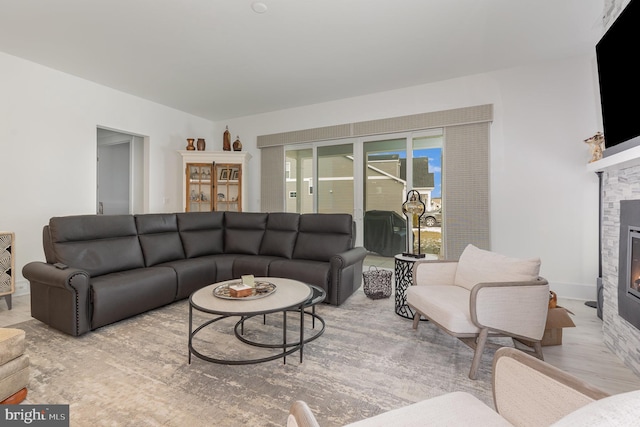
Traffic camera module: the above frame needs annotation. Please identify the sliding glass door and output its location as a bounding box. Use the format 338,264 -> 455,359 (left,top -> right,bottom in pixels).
317,144 -> 354,214
285,130 -> 443,257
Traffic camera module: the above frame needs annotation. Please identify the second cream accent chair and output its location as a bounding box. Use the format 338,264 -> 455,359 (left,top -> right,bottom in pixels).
407,244 -> 549,379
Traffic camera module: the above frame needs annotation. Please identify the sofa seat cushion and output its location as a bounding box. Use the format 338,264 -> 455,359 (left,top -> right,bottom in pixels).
160,258 -> 217,300
90,267 -> 177,329
0,329 -> 26,366
199,254 -> 234,282
232,255 -> 281,278
268,259 -> 330,290
454,244 -> 541,291
344,392 -> 512,427
0,354 -> 30,402
407,285 -> 479,334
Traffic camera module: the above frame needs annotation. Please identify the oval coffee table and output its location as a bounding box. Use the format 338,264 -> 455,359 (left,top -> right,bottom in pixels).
189,277 -> 317,365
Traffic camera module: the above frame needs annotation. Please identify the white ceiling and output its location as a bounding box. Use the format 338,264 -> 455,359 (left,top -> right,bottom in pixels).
0,0 -> 605,121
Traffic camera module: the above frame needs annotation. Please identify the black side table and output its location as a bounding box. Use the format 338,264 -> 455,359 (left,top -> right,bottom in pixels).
394,254 -> 417,319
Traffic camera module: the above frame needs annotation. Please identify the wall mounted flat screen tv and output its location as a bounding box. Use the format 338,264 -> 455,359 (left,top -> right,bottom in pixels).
597,0 -> 640,157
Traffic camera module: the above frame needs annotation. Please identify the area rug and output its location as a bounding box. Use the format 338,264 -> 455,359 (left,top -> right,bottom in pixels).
12,287 -> 501,426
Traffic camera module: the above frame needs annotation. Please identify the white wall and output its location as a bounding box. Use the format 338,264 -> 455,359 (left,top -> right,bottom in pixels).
0,52 -> 215,293
218,54 -> 601,299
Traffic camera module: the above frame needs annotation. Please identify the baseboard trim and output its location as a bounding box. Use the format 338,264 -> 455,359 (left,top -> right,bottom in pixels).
14,280 -> 29,297
550,280 -> 597,301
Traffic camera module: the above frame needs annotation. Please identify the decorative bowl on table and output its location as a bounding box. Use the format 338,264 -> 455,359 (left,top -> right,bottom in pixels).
212,281 -> 276,300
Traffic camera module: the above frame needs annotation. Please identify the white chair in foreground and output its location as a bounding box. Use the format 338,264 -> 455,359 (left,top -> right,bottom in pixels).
407,244 -> 549,379
288,347 -> 639,426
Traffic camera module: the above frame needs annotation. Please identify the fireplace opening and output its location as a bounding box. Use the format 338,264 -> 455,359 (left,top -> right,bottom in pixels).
628,227 -> 640,301
618,200 -> 640,330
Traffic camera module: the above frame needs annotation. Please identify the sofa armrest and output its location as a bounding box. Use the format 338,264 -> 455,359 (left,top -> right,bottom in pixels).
492,347 -> 609,426
22,261 -> 92,336
470,278 -> 549,340
330,246 -> 367,268
23,262 -> 89,290
329,247 -> 367,305
411,259 -> 458,286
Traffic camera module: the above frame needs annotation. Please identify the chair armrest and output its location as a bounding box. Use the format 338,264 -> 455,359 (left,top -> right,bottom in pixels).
288,401 -> 321,427
470,277 -> 549,340
492,347 -> 609,426
411,259 -> 458,286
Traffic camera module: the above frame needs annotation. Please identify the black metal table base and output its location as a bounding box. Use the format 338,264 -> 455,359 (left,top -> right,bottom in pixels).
236,310 -> 325,349
189,284 -> 326,366
189,306 -> 306,365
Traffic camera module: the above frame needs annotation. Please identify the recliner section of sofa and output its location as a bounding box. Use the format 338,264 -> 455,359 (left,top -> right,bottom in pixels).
23,211 -> 366,336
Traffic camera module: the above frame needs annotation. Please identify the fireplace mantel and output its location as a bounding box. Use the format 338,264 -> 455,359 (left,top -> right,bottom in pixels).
587,145 -> 640,172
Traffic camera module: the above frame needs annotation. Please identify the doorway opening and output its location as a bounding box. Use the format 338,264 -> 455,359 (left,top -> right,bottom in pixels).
96,128 -> 146,215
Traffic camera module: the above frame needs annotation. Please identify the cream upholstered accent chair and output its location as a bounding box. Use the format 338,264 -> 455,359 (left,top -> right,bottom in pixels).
407,244 -> 549,379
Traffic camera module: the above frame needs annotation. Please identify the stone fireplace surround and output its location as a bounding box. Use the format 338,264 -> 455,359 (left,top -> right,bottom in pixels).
596,154 -> 640,377
617,201 -> 640,331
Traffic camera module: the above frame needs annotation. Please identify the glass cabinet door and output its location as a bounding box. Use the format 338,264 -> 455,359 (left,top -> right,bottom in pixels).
185,163 -> 213,212
214,163 -> 242,212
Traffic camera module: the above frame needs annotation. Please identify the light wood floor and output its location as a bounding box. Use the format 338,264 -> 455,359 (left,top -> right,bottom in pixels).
3,267 -> 640,396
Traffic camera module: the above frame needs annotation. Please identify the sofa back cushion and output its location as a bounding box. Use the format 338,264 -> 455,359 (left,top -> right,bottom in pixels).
454,244 -> 541,291
224,212 -> 268,255
47,215 -> 144,277
135,214 -> 185,266
260,213 -> 300,259
177,212 -> 225,258
293,214 -> 353,262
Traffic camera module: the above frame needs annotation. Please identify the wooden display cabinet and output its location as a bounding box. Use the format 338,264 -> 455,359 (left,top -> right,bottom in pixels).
185,163 -> 214,212
179,151 -> 251,213
214,163 -> 242,212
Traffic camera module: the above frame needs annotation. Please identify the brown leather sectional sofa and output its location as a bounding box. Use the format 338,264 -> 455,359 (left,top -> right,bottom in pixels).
22,211 -> 366,336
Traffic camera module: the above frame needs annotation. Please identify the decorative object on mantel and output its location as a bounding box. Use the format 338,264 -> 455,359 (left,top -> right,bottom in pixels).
223,126 -> 231,151
186,138 -> 196,151
401,190 -> 426,258
233,135 -> 242,151
584,132 -> 605,163
196,138 -> 206,151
